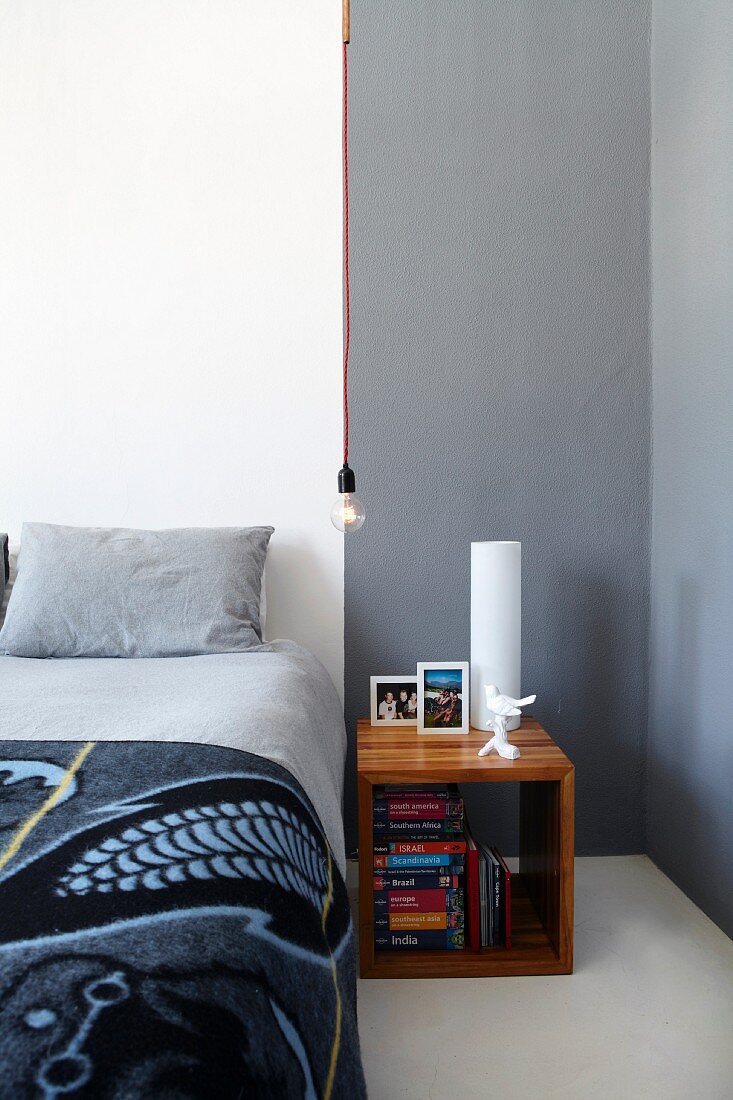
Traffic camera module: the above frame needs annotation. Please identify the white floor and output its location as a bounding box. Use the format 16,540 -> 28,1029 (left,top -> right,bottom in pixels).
353,857 -> 733,1100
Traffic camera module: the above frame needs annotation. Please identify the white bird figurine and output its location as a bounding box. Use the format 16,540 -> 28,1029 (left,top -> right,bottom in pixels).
477,685 -> 537,760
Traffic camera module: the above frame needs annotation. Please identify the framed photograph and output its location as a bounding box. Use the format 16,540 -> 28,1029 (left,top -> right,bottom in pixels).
417,662 -> 470,734
370,676 -> 419,725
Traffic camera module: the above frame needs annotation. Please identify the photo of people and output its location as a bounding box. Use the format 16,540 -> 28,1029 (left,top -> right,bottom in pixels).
417,662 -> 470,734
370,677 -> 418,725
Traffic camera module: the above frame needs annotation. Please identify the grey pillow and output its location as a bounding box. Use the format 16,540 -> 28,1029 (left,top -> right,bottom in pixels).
0,534 -> 8,588
0,522 -> 273,658
0,543 -> 16,631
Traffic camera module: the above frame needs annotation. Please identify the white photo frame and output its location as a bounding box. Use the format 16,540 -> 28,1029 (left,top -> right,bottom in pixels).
417,662 -> 470,735
370,676 -> 419,725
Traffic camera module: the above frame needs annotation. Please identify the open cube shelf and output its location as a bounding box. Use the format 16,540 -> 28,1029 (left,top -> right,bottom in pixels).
357,718 -> 574,980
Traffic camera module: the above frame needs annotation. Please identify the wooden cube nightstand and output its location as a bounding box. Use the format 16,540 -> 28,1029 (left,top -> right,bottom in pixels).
357,717 -> 574,979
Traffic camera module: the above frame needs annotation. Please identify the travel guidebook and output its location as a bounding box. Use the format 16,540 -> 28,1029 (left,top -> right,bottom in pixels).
373,872 -> 461,891
374,911 -> 464,931
372,786 -> 459,801
372,798 -> 464,819
373,853 -> 465,869
372,818 -> 464,837
374,929 -> 465,950
372,839 -> 466,854
373,888 -> 464,913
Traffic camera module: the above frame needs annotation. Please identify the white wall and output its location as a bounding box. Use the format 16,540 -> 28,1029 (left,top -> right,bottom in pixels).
0,1 -> 344,691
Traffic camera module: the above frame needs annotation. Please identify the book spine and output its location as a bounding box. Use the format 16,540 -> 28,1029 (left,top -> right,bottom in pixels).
465,845 -> 480,952
479,855 -> 487,947
380,796 -> 463,810
492,847 -> 512,950
372,819 -> 463,836
373,911 -> 465,931
372,840 -> 467,855
504,867 -> 511,949
374,873 -> 460,891
372,833 -> 464,844
373,854 -> 466,869
372,799 -> 464,819
373,929 -> 465,950
374,888 -> 464,913
373,786 -> 458,801
492,858 -> 501,947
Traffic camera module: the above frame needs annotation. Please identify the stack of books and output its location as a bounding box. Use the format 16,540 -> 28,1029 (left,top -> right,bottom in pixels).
372,785 -> 465,951
465,822 -> 512,949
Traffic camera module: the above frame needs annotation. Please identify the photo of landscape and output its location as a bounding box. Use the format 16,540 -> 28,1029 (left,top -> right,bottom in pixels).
421,667 -> 465,729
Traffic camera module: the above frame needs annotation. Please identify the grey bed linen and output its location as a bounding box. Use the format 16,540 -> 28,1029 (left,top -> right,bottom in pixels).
0,639 -> 347,871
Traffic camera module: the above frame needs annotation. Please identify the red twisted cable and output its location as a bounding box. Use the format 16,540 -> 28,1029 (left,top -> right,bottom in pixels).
342,41 -> 350,467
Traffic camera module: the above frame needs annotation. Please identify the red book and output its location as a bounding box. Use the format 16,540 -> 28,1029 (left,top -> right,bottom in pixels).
379,804 -> 459,820
465,826 -> 480,951
492,847 -> 512,949
379,795 -> 463,810
373,889 -> 458,912
372,840 -> 466,855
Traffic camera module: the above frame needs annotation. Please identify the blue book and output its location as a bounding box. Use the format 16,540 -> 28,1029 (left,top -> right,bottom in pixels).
372,819 -> 463,835
374,929 -> 465,950
373,854 -> 465,869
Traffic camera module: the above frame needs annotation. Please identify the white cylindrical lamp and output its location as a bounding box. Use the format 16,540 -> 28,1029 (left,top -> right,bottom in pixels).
470,541 -> 522,731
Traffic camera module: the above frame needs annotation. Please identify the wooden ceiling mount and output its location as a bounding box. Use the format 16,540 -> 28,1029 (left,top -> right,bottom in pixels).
343,0 -> 350,43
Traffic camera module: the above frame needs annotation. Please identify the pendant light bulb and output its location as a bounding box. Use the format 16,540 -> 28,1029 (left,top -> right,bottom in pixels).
331,494 -> 366,533
331,464 -> 366,533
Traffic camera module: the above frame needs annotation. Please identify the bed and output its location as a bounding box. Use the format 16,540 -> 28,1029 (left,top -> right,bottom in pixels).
0,526 -> 366,1099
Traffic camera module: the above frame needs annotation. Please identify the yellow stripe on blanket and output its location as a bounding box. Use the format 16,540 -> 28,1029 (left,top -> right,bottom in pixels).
321,846 -> 343,1100
0,741 -> 96,873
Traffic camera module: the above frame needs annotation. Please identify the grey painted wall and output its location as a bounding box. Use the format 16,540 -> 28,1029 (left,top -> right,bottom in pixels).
344,0 -> 651,856
648,1 -> 733,938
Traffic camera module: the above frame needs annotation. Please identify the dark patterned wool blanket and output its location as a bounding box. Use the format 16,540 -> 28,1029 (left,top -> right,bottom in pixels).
0,742 -> 365,1099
